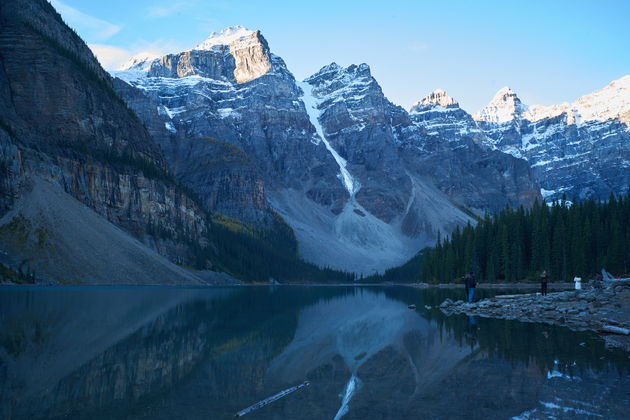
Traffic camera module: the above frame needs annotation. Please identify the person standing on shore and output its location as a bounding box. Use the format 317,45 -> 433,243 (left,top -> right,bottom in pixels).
466,272 -> 476,303
540,270 -> 548,296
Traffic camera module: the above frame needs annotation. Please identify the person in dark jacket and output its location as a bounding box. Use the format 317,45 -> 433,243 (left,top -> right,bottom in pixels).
540,270 -> 548,296
466,272 -> 476,303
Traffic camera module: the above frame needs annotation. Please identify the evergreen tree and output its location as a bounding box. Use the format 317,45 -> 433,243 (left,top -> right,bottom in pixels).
416,190 -> 630,283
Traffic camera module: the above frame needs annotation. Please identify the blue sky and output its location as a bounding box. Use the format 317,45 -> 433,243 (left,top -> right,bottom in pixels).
50,0 -> 630,113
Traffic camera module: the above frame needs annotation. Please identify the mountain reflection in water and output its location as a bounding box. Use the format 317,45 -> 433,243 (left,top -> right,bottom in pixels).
1,286 -> 629,419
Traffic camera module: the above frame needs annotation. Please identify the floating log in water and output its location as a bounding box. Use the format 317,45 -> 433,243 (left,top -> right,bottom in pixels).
234,381 -> 310,417
599,325 -> 630,335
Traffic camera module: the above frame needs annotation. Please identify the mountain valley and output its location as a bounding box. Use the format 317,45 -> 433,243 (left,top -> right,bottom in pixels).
1,1 -> 628,281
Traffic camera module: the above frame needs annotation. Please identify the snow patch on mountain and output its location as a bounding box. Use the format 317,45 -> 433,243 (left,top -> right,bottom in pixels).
194,25 -> 257,51
409,89 -> 486,142
117,52 -> 160,72
524,76 -> 630,126
306,63 -> 376,108
474,86 -> 529,123
298,80 -> 360,197
411,88 -> 459,111
164,121 -> 176,133
475,76 -> 630,127
573,75 -> 630,125
471,76 -> 630,202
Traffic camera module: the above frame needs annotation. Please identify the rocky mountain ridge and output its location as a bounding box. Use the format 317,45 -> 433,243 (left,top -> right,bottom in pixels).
114,28 -> 342,227
471,76 -> 630,201
114,27 -> 540,274
3,2 -> 626,279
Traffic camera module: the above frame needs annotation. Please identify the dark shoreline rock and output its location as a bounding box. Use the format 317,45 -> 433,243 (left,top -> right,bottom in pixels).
440,282 -> 630,351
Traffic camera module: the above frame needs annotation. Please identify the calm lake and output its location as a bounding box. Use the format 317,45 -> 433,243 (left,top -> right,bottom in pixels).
1,286 -> 629,419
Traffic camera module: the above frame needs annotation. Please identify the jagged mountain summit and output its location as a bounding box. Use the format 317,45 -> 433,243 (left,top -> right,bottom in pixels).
113,27 -> 539,274
194,26 -> 256,49
412,89 -> 459,110
118,52 -> 160,72
409,89 -> 484,143
114,26 -> 341,227
9,1 -> 624,280
473,76 -> 630,201
476,76 -> 630,127
473,86 -> 529,123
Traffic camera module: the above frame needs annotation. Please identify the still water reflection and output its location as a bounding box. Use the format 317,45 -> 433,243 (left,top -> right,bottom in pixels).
1,286 -> 629,419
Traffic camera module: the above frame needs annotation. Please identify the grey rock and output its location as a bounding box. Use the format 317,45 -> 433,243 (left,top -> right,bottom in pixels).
0,0 -> 210,277
113,33 -> 541,273
440,298 -> 453,308
114,34 -> 342,227
473,83 -> 630,202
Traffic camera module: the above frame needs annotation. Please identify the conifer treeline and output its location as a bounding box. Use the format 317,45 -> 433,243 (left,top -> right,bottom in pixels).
188,213 -> 358,283
420,190 -> 630,283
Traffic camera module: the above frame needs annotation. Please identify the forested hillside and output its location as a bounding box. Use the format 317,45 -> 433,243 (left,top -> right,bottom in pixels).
418,191 -> 630,283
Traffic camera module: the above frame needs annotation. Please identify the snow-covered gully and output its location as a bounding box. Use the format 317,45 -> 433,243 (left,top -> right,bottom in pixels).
298,81 -> 360,197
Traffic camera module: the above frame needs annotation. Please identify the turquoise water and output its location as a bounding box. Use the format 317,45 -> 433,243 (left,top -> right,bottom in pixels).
1,286 -> 629,419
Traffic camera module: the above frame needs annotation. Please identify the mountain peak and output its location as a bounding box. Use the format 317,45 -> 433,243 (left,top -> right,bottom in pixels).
474,86 -> 528,123
313,62 -> 342,76
572,74 -> 630,125
306,62 -> 372,85
489,86 -> 521,104
411,89 -> 459,112
352,63 -> 371,72
495,85 -> 515,95
194,26 -> 259,51
118,52 -> 160,71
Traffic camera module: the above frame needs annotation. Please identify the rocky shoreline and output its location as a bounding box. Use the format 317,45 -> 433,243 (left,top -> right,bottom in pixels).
414,282 -> 574,289
440,281 -> 630,351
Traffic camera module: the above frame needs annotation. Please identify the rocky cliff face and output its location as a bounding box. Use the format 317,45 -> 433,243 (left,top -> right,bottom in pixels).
0,129 -> 25,215
114,27 -> 343,226
173,137 -> 268,223
409,89 -> 484,142
0,0 -> 210,279
303,63 -> 539,218
474,77 -> 630,201
406,88 -> 541,211
302,62 -> 412,221
150,27 -> 272,84
114,29 -> 541,274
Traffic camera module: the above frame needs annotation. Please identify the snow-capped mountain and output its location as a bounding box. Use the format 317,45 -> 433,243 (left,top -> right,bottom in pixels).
473,86 -> 530,123
412,88 -> 459,109
118,52 -> 160,72
409,89 -> 484,142
195,26 -> 259,51
474,76 -> 630,201
477,76 -> 630,126
113,27 -> 340,226
112,26 -> 540,274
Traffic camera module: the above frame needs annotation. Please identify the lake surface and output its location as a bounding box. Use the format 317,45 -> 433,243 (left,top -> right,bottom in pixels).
1,286 -> 629,419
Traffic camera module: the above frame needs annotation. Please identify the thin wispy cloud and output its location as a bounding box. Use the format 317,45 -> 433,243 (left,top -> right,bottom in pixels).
408,42 -> 430,53
88,44 -> 130,70
148,2 -> 193,18
129,38 -> 188,57
194,16 -> 225,34
89,39 -> 188,70
50,0 -> 120,41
